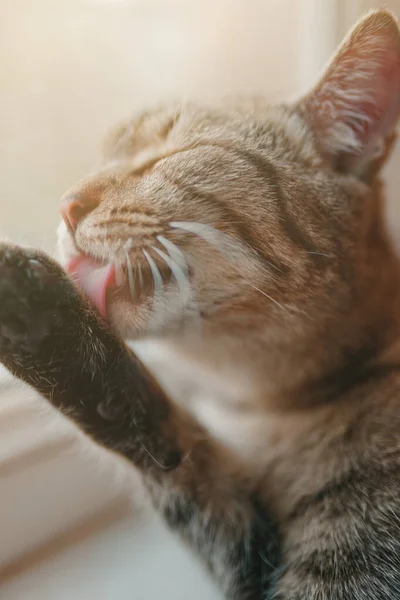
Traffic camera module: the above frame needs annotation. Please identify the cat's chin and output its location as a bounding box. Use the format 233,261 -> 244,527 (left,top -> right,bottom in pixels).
59,253 -> 168,339
106,298 -> 145,339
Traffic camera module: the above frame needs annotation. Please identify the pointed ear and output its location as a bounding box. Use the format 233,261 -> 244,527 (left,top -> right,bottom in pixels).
299,9 -> 400,173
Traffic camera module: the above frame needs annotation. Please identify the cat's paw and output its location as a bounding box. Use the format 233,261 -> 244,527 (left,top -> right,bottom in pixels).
0,244 -> 81,354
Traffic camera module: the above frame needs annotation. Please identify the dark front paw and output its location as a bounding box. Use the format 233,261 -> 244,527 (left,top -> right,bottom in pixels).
0,245 -> 183,472
0,244 -> 83,355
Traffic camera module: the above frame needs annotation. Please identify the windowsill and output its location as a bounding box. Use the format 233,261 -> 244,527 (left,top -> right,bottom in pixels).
0,368 -> 222,599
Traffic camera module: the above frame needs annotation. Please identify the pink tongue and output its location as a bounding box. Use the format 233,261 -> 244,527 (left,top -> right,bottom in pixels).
66,256 -> 115,318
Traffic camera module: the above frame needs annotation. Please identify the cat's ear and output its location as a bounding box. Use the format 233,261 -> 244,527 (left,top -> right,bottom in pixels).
299,9 -> 400,173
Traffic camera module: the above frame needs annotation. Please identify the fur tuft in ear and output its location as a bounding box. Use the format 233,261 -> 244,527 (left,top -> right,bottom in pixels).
300,9 -> 400,171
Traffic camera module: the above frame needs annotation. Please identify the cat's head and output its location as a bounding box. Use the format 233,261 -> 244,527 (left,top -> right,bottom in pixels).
58,10 -> 400,391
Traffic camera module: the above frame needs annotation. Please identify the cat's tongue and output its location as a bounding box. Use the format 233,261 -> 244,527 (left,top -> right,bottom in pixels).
66,256 -> 115,319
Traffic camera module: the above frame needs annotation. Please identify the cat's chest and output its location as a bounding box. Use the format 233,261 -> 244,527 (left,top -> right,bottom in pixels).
129,338 -> 273,462
129,339 -> 357,517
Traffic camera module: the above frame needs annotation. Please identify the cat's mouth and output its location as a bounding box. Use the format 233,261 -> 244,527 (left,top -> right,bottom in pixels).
66,255 -> 118,319
66,253 -> 171,320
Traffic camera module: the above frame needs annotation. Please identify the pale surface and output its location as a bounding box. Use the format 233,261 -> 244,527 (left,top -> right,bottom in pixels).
0,367 -> 222,599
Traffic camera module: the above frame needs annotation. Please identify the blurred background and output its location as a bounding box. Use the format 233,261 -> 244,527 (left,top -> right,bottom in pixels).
1,1 -> 400,598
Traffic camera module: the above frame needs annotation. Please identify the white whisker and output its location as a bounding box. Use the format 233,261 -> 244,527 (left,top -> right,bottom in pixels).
137,437 -> 171,470
114,261 -> 125,287
124,251 -> 135,298
170,221 -> 234,250
247,282 -> 291,315
153,242 -> 202,334
171,221 -> 292,316
138,263 -> 144,290
170,220 -> 256,268
170,221 -> 278,271
143,248 -> 166,332
69,273 -> 86,284
153,246 -> 189,300
143,249 -> 163,295
157,235 -> 188,274
306,251 -> 331,259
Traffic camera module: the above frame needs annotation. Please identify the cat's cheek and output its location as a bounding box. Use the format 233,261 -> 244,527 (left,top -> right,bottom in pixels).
106,295 -> 145,339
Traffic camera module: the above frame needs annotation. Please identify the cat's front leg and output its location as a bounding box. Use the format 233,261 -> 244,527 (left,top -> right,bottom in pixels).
0,243 -> 280,599
0,242 -> 183,470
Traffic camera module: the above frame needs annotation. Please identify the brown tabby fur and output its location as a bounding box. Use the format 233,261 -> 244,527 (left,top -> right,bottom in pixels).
1,9 -> 400,599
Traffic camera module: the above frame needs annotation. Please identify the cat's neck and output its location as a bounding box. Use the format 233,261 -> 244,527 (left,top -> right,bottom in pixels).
165,271 -> 400,411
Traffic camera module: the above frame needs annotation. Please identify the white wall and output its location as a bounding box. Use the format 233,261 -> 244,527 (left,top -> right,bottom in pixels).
3,1 -> 400,252
0,0 -> 336,251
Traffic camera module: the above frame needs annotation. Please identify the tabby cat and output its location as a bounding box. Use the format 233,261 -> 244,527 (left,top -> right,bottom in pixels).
1,9 -> 400,599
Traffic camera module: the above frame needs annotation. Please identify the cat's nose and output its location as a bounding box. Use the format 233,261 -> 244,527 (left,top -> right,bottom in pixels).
60,197 -> 92,232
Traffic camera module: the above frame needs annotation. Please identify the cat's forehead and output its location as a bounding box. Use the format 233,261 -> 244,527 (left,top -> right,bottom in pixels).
172,103 -> 319,164
104,101 -> 320,172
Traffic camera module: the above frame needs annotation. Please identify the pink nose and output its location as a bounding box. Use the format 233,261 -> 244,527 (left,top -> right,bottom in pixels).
60,197 -> 90,232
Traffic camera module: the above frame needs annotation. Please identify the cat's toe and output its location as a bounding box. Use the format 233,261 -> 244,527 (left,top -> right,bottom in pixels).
0,244 -> 75,352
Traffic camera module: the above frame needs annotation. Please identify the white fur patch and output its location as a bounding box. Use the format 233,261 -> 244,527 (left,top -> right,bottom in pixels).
57,220 -> 78,266
130,338 -> 270,463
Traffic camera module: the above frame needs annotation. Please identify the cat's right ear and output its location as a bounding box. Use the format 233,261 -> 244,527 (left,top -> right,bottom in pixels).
298,9 -> 400,175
